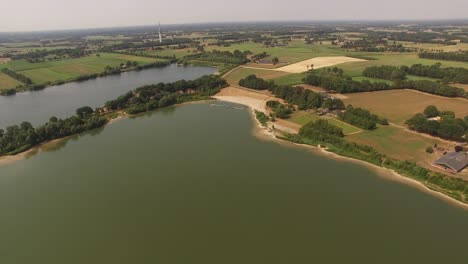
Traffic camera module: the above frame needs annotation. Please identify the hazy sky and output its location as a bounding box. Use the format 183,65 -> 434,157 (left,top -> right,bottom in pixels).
1,0 -> 467,32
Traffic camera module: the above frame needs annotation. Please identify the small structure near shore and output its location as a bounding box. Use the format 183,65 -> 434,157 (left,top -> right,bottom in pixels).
433,152 -> 468,173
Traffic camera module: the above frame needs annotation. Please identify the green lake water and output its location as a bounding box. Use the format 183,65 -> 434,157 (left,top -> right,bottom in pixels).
1,102 -> 467,264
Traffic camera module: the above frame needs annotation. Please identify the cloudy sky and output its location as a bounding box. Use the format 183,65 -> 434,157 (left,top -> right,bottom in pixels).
1,0 -> 467,32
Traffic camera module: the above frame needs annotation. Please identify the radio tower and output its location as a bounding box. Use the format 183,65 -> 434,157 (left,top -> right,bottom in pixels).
158,21 -> 162,43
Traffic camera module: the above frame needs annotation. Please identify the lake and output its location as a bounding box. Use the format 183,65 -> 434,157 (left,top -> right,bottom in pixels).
0,64 -> 215,128
0,102 -> 467,264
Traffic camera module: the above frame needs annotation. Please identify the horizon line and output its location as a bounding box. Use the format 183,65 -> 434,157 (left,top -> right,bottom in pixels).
1,18 -> 468,34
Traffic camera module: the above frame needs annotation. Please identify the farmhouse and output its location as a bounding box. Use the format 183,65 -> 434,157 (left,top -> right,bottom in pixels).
433,152 -> 468,173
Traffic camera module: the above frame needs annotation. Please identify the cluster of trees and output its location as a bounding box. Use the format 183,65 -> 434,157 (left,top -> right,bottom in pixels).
238,74 -> 275,90
300,119 -> 344,139
419,51 -> 468,62
341,40 -> 410,52
105,75 -> 227,113
1,68 -> 32,85
405,106 -> 468,142
323,67 -> 344,76
406,63 -> 468,84
270,85 -> 325,110
363,65 -> 407,81
251,52 -> 269,61
387,32 -> 456,44
338,106 -> 388,130
0,109 -> 107,155
395,79 -> 467,98
185,50 -> 250,65
254,110 -> 270,126
239,75 -> 345,110
303,73 -> 391,93
304,72 -> 468,98
266,101 -> 293,119
291,119 -> 383,166
239,75 -> 345,111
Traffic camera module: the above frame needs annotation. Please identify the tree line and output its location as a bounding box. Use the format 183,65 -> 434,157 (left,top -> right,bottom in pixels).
363,65 -> 407,81
1,68 -> 32,85
184,50 -> 250,65
338,106 -> 388,130
105,75 -> 227,114
406,63 -> 468,84
405,105 -> 468,142
0,111 -> 107,156
363,64 -> 468,85
303,71 -> 468,98
419,51 -> 468,62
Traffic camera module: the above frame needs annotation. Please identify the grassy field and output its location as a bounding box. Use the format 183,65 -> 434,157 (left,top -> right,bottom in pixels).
351,76 -> 394,84
0,53 -> 164,84
0,73 -> 21,90
225,66 -> 290,85
346,125 -> 451,167
289,111 -> 362,135
206,40 -> 357,65
271,73 -> 308,86
396,41 -> 468,52
342,90 -> 468,125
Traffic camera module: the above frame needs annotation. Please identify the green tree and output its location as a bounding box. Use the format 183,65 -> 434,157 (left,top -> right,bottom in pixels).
272,57 -> 279,65
423,105 -> 439,118
76,106 -> 94,118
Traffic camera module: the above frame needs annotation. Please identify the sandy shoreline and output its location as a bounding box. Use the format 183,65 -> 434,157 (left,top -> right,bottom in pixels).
216,91 -> 468,211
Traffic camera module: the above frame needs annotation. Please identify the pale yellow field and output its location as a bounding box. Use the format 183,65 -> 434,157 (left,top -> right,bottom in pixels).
343,89 -> 468,125
274,56 -> 366,73
0,73 -> 21,90
0,58 -> 11,64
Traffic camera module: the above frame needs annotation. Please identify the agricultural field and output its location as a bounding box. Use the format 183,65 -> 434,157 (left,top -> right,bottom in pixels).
342,90 -> 468,125
0,73 -> 21,90
396,41 -> 468,52
274,56 -> 366,73
346,125 -> 462,177
225,66 -> 290,85
271,73 -> 308,86
0,53 -> 164,84
205,40 -> 359,66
